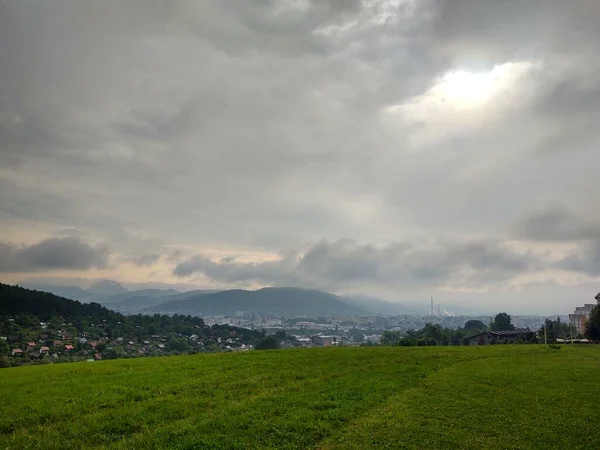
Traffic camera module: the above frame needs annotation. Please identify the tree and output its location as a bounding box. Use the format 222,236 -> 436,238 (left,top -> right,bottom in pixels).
0,338 -> 9,356
584,303 -> 600,341
380,331 -> 402,346
422,323 -> 443,342
464,320 -> 486,331
255,336 -> 280,350
491,313 -> 515,331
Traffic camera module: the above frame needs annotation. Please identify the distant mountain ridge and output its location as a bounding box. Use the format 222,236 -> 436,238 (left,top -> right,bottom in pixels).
87,280 -> 128,296
146,287 -> 367,317
18,280 -> 411,316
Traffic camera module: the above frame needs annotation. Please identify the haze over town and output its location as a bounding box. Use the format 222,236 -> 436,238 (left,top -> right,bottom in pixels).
2,1 -> 600,315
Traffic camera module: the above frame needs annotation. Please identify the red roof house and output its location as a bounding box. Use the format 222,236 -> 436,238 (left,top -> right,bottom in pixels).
64,344 -> 74,351
27,342 -> 36,348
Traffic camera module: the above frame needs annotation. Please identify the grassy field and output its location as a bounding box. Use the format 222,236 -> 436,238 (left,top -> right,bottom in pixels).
0,345 -> 598,449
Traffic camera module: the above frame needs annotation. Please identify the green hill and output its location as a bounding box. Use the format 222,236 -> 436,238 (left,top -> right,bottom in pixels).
146,287 -> 367,316
0,283 -> 118,320
0,345 -> 598,449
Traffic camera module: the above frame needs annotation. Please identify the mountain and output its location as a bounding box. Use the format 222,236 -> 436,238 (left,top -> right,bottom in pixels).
87,280 -> 128,296
145,287 -> 367,317
99,289 -> 179,304
103,290 -> 220,314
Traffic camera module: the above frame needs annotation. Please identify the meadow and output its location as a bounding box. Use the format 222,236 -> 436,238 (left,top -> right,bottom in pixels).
0,345 -> 598,449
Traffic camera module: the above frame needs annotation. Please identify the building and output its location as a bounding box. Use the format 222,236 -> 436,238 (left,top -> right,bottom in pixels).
312,334 -> 340,346
468,329 -> 534,345
569,297 -> 599,334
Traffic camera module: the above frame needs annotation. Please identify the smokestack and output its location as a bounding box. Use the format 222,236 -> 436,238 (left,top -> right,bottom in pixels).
431,297 -> 434,316
437,304 -> 441,318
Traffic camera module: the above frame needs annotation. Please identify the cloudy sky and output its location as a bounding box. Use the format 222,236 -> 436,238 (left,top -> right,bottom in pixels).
1,0 -> 599,314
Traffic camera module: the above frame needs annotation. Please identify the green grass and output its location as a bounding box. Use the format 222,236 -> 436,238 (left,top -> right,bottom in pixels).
0,346 -> 598,449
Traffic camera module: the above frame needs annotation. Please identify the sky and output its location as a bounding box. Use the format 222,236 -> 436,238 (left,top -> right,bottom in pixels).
1,0 -> 600,314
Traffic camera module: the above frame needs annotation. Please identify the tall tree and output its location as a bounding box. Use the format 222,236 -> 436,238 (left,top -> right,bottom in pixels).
464,319 -> 487,331
491,312 -> 515,331
584,301 -> 600,341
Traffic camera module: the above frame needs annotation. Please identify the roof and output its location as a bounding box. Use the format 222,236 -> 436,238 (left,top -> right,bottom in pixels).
12,348 -> 23,353
40,346 -> 50,351
64,344 -> 74,350
469,329 -> 532,339
489,328 -> 531,337
27,342 -> 36,347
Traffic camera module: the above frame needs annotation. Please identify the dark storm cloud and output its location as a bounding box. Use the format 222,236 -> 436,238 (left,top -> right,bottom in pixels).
0,237 -> 110,273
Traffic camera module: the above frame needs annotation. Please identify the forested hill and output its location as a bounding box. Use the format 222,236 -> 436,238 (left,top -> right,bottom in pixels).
146,287 -> 367,316
0,283 -> 119,321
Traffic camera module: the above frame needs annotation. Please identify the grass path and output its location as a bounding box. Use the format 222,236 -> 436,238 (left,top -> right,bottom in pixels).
1,346 -> 598,449
321,347 -> 600,449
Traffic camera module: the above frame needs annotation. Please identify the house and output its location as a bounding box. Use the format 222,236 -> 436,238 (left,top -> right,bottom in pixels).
11,348 -> 23,356
312,335 -> 339,346
53,340 -> 62,347
89,341 -> 98,348
64,344 -> 74,351
128,341 -> 135,346
143,340 -> 150,345
94,353 -> 102,360
117,337 -> 124,342
157,344 -> 165,349
39,346 -> 50,354
39,333 -> 49,340
468,329 -> 535,345
78,338 -> 88,344
27,341 -> 36,348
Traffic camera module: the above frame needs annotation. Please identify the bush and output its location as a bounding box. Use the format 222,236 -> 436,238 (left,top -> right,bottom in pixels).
255,336 -> 280,350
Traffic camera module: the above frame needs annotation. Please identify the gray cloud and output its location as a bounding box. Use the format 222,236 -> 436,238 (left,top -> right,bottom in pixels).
557,241 -> 600,277
1,1 -> 600,311
174,238 -> 540,292
123,254 -> 161,267
0,237 -> 110,273
511,206 -> 600,242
